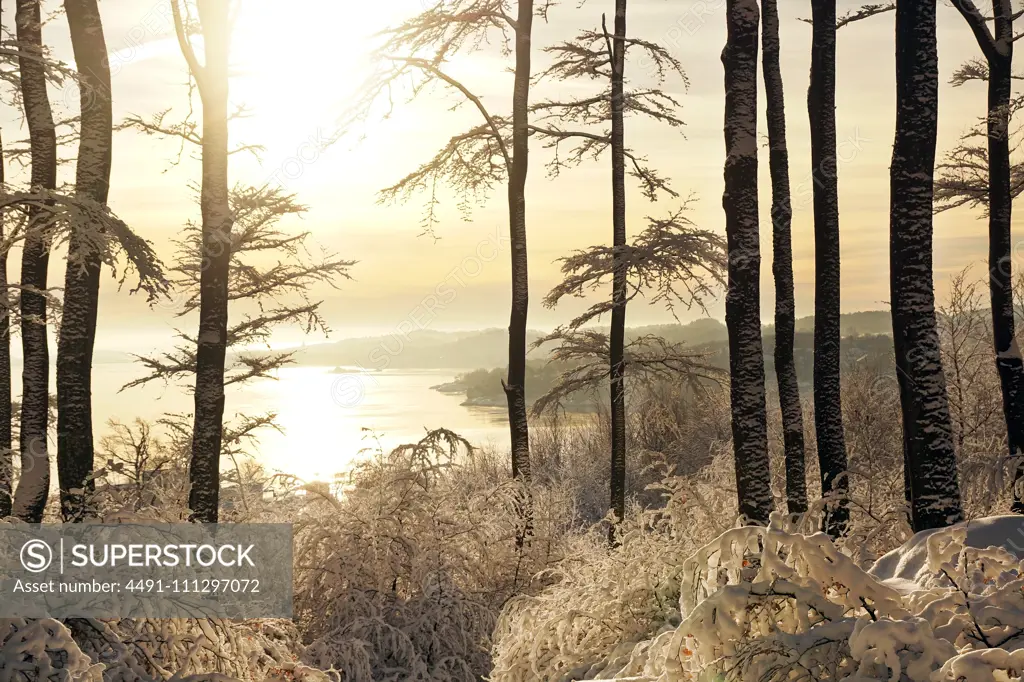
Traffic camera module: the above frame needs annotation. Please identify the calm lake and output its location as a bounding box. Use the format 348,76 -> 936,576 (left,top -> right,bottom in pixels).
89,364 -> 510,483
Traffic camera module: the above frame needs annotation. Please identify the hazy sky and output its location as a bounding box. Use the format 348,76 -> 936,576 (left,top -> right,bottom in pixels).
0,0 -> 1006,351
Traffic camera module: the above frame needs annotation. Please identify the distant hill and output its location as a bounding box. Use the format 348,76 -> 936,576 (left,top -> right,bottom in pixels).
294,319 -> 732,370
294,328 -> 547,370
793,310 -> 892,337
291,311 -> 894,371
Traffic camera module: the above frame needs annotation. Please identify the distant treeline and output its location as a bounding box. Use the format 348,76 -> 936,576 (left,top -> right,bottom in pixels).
434,328 -> 896,410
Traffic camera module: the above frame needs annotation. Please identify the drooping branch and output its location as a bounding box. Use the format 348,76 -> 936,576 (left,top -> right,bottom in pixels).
337,0 -> 552,233
530,330 -> 724,415
0,188 -> 169,301
544,203 -> 727,329
378,119 -> 511,230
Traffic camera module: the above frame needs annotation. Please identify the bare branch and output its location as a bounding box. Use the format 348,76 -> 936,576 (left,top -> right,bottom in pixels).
836,3 -> 895,30
170,0 -> 206,89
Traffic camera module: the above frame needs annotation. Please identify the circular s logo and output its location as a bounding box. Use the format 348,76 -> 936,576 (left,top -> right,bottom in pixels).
20,539 -> 52,573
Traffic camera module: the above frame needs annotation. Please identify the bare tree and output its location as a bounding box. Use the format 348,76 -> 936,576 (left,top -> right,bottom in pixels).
11,0 -> 56,522
609,0 -> 628,546
127,6 -> 349,525
117,186 -> 351,520
942,0 -> 1024,513
723,0 -> 772,526
348,0 -> 549,486
890,0 -> 964,531
522,0 -> 694,537
56,0 -> 112,522
762,0 -> 806,516
169,0 -> 233,523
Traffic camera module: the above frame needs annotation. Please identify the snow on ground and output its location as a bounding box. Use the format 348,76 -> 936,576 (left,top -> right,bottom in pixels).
870,515 -> 1024,593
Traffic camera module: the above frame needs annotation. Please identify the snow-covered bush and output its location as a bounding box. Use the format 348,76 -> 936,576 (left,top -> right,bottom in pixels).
0,616 -> 331,682
494,513 -> 1024,682
293,429 -> 574,681
0,618 -> 104,681
489,453 -> 738,682
70,617 -> 325,682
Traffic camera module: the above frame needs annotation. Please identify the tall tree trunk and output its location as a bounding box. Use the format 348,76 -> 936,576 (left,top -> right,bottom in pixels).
762,0 -> 806,516
0,125 -> 11,520
891,0 -> 964,532
723,0 -> 772,526
504,0 -> 533,487
979,4 -> 1024,513
12,0 -> 56,523
609,0 -> 627,542
186,1 -> 232,523
808,0 -> 849,537
57,0 -> 112,522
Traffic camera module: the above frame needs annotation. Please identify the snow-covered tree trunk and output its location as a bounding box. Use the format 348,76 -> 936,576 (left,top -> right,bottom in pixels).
0,126 -> 10,520
504,0 -> 533,489
56,0 -> 112,522
808,0 -> 849,537
890,0 -> 964,531
12,0 -> 56,523
762,0 -> 806,517
723,0 -> 772,526
180,0 -> 232,524
954,1 -> 1024,513
608,0 -> 628,542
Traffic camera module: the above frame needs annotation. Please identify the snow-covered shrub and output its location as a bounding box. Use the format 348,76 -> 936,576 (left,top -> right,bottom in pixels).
0,618 -> 104,681
496,514 -> 1024,682
489,454 -> 738,682
0,613 -> 328,681
293,429 -> 573,681
70,617 -> 327,682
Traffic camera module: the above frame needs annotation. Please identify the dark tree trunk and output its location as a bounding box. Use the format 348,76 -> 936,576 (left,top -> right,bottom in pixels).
723,0 -> 772,526
57,0 -> 112,522
504,0 -> 533,488
891,0 -> 964,532
808,0 -> 849,537
762,0 -> 806,516
975,4 -> 1024,514
0,125 -> 10,520
12,0 -> 56,523
188,3 -> 232,523
609,0 -> 628,543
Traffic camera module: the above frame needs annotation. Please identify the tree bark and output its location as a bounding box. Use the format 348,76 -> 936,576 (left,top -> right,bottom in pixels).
891,0 -> 964,532
966,3 -> 1024,513
762,0 -> 807,516
57,0 -> 112,522
723,0 -> 773,526
504,0 -> 533,488
808,0 -> 850,537
0,124 -> 11,520
185,1 -> 232,523
12,0 -> 56,523
609,0 -> 628,543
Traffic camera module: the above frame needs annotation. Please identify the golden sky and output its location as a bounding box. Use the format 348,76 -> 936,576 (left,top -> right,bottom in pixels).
0,0 -> 1009,350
